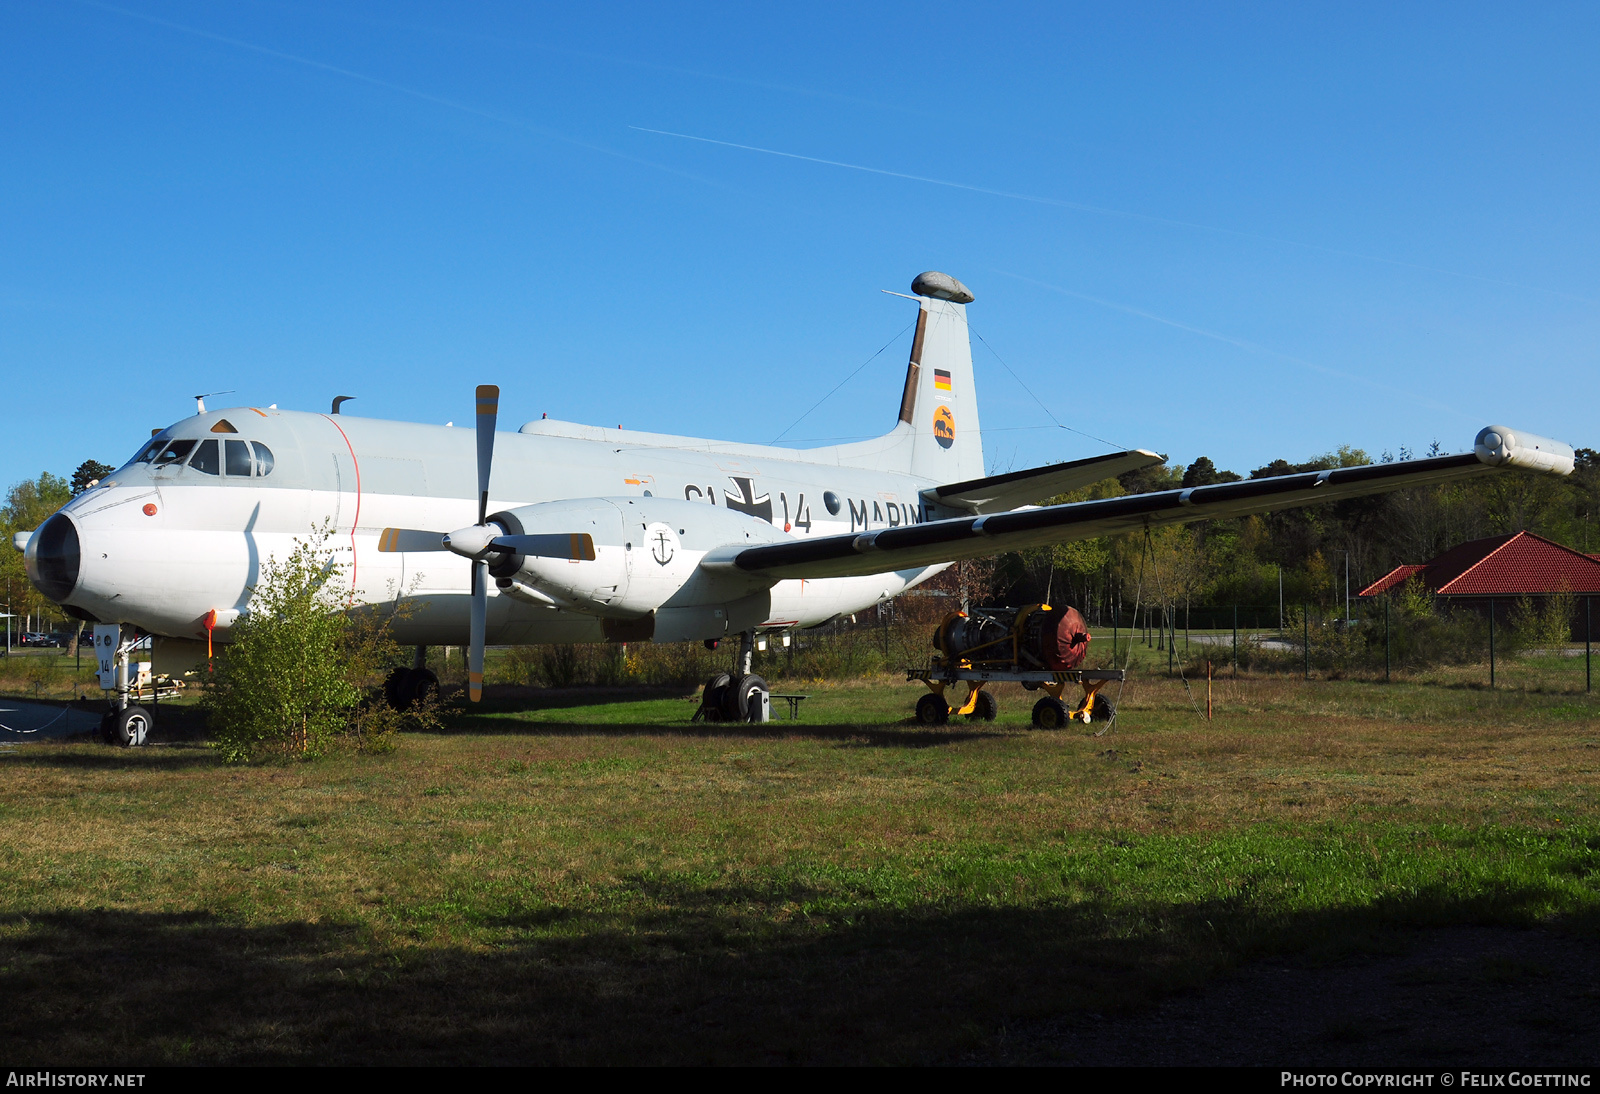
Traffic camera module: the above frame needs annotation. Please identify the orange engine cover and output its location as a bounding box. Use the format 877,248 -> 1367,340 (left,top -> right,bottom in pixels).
1023,606 -> 1092,670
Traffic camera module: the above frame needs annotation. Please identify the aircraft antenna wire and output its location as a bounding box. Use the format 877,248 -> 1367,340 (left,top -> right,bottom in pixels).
769,319 -> 915,444
969,326 -> 1128,453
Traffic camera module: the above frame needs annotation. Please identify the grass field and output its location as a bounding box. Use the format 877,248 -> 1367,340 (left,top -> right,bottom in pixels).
2,646 -> 1599,1064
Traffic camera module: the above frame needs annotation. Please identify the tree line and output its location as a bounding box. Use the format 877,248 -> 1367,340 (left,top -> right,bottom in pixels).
5,444 -> 1597,643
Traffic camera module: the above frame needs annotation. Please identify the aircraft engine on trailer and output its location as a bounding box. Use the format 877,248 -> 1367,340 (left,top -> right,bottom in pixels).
933,604 -> 1092,671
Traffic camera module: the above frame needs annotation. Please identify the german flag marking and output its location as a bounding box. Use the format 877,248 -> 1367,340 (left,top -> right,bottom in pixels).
933,369 -> 952,391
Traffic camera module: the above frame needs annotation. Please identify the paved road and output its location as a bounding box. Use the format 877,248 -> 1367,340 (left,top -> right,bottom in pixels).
0,699 -> 102,743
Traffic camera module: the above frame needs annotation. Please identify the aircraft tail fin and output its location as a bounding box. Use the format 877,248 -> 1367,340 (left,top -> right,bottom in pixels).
817,271 -> 985,482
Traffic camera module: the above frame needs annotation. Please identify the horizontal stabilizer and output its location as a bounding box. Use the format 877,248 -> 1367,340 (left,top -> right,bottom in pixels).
928,450 -> 1166,514
711,428 -> 1571,582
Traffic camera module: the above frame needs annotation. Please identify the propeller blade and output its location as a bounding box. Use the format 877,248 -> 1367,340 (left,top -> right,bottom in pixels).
490,533 -> 597,561
377,528 -> 450,553
469,557 -> 486,703
475,384 -> 499,527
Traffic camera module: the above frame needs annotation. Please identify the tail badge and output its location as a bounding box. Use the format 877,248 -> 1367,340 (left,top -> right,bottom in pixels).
932,406 -> 955,449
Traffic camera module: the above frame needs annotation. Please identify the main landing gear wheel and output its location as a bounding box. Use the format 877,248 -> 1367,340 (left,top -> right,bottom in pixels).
722,674 -> 768,723
409,669 -> 440,707
915,693 -> 950,726
1031,697 -> 1069,729
700,673 -> 732,722
114,705 -> 151,747
385,668 -> 441,710
966,690 -> 999,722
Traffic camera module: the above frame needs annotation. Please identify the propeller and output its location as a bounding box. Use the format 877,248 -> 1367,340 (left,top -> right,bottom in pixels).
469,384 -> 497,703
375,385 -> 597,702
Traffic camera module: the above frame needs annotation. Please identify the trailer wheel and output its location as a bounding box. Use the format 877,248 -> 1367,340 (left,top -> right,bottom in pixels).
1087,693 -> 1115,723
915,693 -> 950,726
1031,697 -> 1068,729
966,690 -> 999,722
114,705 -> 151,747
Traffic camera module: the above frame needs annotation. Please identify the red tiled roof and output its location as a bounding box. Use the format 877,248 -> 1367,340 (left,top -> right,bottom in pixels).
1359,531 -> 1600,597
1359,565 -> 1426,597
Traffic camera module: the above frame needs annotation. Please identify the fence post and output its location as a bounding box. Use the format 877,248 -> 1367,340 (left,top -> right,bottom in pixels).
1489,598 -> 1496,689
1384,595 -> 1391,683
1586,596 -> 1591,694
1232,604 -> 1238,674
1168,607 -> 1174,676
1303,603 -> 1310,681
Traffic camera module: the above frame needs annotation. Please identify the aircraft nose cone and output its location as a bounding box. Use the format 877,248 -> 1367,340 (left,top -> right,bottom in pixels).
26,513 -> 81,602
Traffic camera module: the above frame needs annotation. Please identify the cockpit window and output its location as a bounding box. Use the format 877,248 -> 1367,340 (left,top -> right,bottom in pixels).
128,436 -> 274,477
225,439 -> 253,477
152,440 -> 195,466
189,439 -> 221,475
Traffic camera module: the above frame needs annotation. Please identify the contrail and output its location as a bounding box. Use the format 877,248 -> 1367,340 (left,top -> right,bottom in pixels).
71,0 -> 720,186
632,127 -> 1591,304
290,7 -> 921,117
992,270 -> 1477,424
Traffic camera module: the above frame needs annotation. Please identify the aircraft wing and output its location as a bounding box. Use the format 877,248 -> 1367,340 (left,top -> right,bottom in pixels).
925,449 -> 1166,514
708,427 -> 1574,582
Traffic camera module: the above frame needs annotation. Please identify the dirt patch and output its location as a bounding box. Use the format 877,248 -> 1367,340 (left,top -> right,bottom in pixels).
986,926 -> 1600,1066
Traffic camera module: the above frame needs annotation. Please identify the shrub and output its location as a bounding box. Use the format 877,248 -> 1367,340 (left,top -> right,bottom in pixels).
203,528 -> 424,762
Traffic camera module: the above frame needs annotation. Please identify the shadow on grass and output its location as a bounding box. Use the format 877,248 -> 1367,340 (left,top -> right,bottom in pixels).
432,717 -> 1006,748
7,741 -> 221,771
4,881 -> 1593,1066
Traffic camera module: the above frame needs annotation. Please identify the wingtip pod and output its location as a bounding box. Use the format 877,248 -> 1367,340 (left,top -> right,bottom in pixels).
1475,426 -> 1575,476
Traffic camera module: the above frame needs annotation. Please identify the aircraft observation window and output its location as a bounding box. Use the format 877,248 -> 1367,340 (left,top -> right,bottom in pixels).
189,439 -> 221,475
252,443 -> 275,477
152,440 -> 196,466
225,439 -> 252,477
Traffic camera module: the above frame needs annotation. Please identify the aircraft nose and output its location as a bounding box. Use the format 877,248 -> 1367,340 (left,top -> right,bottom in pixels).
25,513 -> 81,602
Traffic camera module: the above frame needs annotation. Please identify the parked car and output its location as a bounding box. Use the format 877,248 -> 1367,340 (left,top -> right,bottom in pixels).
19,632 -> 65,648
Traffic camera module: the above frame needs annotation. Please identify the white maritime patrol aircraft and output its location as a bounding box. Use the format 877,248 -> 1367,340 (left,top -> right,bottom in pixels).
16,271 -> 1577,738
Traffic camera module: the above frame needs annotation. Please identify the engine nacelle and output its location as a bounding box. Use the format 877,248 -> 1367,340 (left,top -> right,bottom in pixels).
1475,426 -> 1575,476
489,496 -> 787,634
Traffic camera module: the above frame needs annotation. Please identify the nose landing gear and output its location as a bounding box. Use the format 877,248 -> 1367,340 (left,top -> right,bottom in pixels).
93,622 -> 153,747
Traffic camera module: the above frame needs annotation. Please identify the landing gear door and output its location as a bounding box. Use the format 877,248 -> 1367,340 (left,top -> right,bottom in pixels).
93,624 -> 121,690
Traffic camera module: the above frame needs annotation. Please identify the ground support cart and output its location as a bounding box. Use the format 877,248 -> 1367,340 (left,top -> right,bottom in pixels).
904,666 -> 1126,729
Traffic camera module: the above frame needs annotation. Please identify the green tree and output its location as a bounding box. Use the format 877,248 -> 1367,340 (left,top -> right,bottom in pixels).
71,460 -> 115,495
203,527 -> 417,762
1,473 -> 73,631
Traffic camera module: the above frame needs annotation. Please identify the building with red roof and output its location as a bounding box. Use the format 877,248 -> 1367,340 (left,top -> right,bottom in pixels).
1359,531 -> 1600,600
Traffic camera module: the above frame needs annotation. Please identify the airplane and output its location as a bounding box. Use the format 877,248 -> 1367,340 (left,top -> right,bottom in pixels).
15,270 -> 1577,743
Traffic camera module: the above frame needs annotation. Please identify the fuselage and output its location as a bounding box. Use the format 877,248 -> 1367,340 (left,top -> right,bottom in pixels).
31,406 -> 959,646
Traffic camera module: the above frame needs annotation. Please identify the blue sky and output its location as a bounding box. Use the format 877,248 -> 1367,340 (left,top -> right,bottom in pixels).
3,1 -> 1596,490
